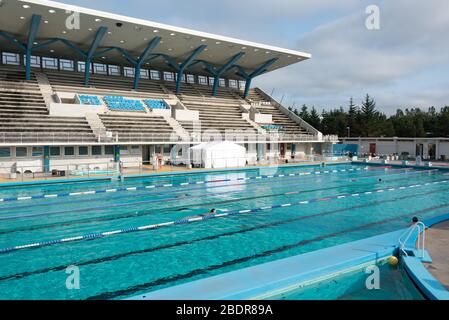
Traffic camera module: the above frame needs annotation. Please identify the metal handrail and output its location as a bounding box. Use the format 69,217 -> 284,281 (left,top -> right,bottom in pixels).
398,222 -> 426,258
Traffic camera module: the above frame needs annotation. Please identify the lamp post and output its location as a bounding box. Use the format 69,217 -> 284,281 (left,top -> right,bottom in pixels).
346,126 -> 350,138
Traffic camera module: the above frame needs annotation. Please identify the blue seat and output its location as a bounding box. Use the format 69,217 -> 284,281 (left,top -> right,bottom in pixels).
103,96 -> 146,112
78,95 -> 102,105
144,99 -> 170,110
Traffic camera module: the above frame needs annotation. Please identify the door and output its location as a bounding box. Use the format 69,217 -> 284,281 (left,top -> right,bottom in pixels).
416,144 -> 424,158
369,143 -> 376,155
280,143 -> 286,157
428,144 -> 436,160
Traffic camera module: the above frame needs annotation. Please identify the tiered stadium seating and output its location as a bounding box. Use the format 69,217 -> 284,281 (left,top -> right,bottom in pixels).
177,96 -> 257,136
45,69 -> 169,100
103,96 -> 146,112
247,89 -> 310,136
0,66 -> 96,143
99,114 -> 176,141
144,99 -> 169,110
78,95 -> 102,105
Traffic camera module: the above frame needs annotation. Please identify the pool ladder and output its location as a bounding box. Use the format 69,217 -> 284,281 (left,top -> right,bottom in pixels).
398,222 -> 426,259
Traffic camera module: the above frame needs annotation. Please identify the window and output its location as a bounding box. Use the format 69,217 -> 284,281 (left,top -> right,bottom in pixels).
93,63 -> 107,75
208,77 -> 215,86
2,52 -> 20,65
77,61 -> 92,73
229,79 -> 238,88
163,72 -> 174,81
175,73 -> 186,83
78,146 -> 89,156
42,57 -> 58,69
130,145 -> 140,154
49,147 -> 61,156
0,147 -> 11,158
186,74 -> 195,84
15,147 -> 28,158
60,59 -> 74,71
198,76 -> 208,85
238,81 -> 246,90
150,70 -> 160,80
120,145 -> 129,155
140,69 -> 149,79
32,147 -> 43,157
108,65 -> 121,76
23,55 -> 41,68
219,78 -> 226,87
124,67 -> 135,78
64,146 -> 75,156
104,145 -> 114,155
163,145 -> 172,154
92,146 -> 102,155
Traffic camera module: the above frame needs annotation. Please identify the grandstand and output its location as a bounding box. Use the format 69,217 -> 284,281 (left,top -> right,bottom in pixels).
0,0 -> 338,175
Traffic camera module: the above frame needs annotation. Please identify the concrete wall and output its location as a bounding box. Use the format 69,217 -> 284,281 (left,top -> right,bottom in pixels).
49,103 -> 105,117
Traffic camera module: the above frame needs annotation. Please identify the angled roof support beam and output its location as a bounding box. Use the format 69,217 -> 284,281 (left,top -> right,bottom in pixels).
133,36 -> 161,90
84,26 -> 108,86
175,45 -> 207,94
25,14 -> 41,80
33,38 -> 86,57
242,57 -> 279,98
211,52 -> 245,96
0,31 -> 26,51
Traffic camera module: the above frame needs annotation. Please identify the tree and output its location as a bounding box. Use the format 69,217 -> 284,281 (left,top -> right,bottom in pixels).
308,107 -> 322,130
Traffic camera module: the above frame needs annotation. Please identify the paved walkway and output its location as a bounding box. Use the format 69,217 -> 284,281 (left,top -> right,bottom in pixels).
425,220 -> 449,290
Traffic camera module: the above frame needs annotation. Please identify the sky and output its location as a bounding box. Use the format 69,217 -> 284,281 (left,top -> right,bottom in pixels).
59,0 -> 449,114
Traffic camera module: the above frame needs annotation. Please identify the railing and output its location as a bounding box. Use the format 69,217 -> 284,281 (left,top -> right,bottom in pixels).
0,131 -> 327,144
0,155 -> 350,182
398,222 -> 426,259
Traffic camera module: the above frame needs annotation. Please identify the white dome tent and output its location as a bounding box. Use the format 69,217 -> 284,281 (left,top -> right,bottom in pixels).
188,141 -> 246,169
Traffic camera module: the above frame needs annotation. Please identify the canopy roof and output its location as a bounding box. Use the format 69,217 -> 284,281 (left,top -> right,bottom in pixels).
0,0 -> 311,79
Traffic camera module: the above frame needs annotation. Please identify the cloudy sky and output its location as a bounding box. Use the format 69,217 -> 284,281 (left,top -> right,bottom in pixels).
61,0 -> 449,114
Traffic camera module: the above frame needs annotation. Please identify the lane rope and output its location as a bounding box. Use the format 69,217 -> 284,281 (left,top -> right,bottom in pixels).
0,166 -> 407,203
0,178 -> 447,255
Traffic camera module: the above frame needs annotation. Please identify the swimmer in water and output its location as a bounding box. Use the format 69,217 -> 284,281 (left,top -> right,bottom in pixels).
184,208 -> 217,220
378,178 -> 383,182
200,208 -> 216,217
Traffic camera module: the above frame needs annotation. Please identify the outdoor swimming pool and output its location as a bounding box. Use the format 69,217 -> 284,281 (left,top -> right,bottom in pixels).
0,162 -> 448,300
267,261 -> 424,300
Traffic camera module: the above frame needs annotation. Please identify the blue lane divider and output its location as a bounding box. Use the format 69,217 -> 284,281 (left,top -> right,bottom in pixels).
0,166 -> 419,204
0,178 -> 447,255
0,168 -> 434,221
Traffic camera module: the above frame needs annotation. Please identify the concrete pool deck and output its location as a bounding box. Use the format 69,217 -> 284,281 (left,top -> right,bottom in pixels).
425,220 -> 449,290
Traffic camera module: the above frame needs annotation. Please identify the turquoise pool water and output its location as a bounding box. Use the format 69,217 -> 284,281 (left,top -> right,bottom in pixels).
267,262 -> 424,300
0,163 -> 448,300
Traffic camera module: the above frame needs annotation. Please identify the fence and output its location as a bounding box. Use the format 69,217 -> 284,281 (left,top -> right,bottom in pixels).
0,131 -> 336,144
0,154 -> 349,183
